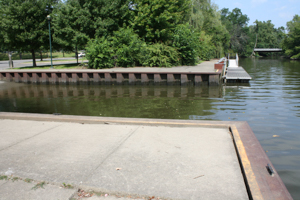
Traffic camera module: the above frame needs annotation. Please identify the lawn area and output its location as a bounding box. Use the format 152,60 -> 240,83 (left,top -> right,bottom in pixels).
12,63 -> 87,70
0,51 -> 76,61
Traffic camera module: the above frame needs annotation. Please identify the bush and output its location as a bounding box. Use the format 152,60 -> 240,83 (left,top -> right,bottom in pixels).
86,37 -> 115,69
139,43 -> 179,67
113,27 -> 145,67
172,24 -> 200,65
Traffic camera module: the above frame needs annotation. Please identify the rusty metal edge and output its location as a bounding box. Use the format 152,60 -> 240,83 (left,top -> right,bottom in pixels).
0,112 -> 293,200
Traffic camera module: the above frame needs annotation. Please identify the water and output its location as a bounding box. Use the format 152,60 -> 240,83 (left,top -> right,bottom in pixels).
0,58 -> 299,198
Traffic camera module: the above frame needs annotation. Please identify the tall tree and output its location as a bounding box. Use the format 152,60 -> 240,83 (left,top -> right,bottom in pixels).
52,0 -> 132,62
188,1 -> 229,58
221,8 -> 249,56
130,0 -> 190,43
0,0 -> 58,66
282,15 -> 300,59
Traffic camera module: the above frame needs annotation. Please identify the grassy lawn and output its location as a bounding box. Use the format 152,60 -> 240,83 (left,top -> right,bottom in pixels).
12,63 -> 88,70
0,51 -> 76,61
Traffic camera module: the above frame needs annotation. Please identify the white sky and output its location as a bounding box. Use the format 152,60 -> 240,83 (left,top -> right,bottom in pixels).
213,0 -> 300,28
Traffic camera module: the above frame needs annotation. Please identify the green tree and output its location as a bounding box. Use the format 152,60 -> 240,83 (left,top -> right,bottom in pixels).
188,1 -> 229,58
221,8 -> 249,56
130,0 -> 190,43
52,0 -> 132,63
282,15 -> 300,59
0,0 -> 58,66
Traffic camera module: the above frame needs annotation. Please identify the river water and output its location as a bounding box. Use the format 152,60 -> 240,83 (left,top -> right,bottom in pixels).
0,58 -> 299,198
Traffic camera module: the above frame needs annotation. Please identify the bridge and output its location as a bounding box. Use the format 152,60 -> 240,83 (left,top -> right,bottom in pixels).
253,48 -> 282,52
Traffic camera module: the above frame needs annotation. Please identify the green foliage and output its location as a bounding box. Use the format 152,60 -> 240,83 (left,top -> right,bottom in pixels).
131,0 -> 190,43
172,24 -> 199,65
139,43 -> 179,67
0,0 -> 58,66
282,15 -> 300,59
86,37 -> 115,69
221,8 -> 250,56
198,31 -> 215,60
113,28 -> 145,67
188,1 -> 229,58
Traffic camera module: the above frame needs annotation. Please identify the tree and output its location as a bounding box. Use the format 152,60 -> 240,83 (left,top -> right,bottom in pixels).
282,15 -> 300,59
52,0 -> 132,63
188,1 -> 229,58
130,0 -> 190,43
221,8 -> 249,56
249,20 -> 285,57
0,0 -> 58,66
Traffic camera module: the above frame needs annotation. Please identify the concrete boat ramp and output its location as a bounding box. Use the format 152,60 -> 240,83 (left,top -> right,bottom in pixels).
0,113 -> 292,200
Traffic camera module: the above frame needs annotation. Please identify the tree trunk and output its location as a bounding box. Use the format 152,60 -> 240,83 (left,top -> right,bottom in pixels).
75,46 -> 78,64
63,51 -> 64,57
31,49 -> 37,67
19,52 -> 22,60
40,51 -> 43,61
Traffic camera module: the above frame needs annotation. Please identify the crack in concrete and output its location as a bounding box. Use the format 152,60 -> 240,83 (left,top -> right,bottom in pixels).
83,126 -> 140,182
0,124 -> 63,152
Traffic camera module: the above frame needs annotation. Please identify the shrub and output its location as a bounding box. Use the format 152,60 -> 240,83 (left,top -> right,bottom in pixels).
112,27 -> 145,67
139,43 -> 179,67
172,24 -> 200,65
86,37 -> 115,69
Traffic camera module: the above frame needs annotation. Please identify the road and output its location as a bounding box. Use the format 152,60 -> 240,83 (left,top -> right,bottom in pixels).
0,57 -> 87,70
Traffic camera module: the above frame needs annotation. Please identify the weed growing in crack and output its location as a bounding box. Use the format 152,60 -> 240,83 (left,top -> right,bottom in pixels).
32,181 -> 46,190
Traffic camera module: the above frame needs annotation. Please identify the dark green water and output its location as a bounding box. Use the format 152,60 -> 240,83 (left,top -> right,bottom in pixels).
0,58 -> 299,198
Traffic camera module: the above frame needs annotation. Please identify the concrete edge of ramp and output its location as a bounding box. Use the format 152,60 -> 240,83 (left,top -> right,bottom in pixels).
0,112 -> 293,200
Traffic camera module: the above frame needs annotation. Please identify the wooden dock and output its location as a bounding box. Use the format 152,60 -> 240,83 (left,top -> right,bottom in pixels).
223,56 -> 252,83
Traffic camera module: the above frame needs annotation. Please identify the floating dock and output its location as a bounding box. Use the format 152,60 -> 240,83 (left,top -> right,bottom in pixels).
223,55 -> 252,83
0,112 -> 292,200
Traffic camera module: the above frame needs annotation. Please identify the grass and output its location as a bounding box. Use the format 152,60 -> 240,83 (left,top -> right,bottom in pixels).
0,51 -> 76,61
32,181 -> 46,190
0,175 -> 8,180
62,182 -> 74,189
12,63 -> 87,70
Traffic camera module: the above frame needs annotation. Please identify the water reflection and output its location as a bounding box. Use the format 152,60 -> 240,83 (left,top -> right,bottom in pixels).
0,83 -> 222,119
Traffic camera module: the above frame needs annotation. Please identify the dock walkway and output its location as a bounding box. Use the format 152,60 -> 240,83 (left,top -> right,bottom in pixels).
224,58 -> 252,83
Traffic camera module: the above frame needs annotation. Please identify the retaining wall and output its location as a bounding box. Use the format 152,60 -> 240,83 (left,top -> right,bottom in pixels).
0,70 -> 222,86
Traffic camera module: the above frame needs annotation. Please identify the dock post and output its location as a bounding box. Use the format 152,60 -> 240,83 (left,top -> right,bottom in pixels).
181,74 -> 188,86
71,73 -> 79,84
6,73 -> 13,82
93,73 -> 100,84
14,73 -> 21,83
32,73 -> 39,83
209,74 -> 219,86
195,75 -> 203,86
41,73 -> 49,84
129,73 -> 136,85
154,74 -> 161,85
50,73 -> 59,84
167,74 -> 175,85
141,74 -> 149,85
23,73 -> 31,83
61,73 -> 68,84
105,73 -> 112,84
117,73 -> 124,85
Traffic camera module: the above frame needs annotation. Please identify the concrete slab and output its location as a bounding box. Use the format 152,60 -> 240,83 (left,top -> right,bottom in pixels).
0,179 -> 75,200
0,118 -> 248,200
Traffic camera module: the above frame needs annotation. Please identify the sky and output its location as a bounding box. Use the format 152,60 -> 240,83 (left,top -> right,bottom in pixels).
213,0 -> 300,29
